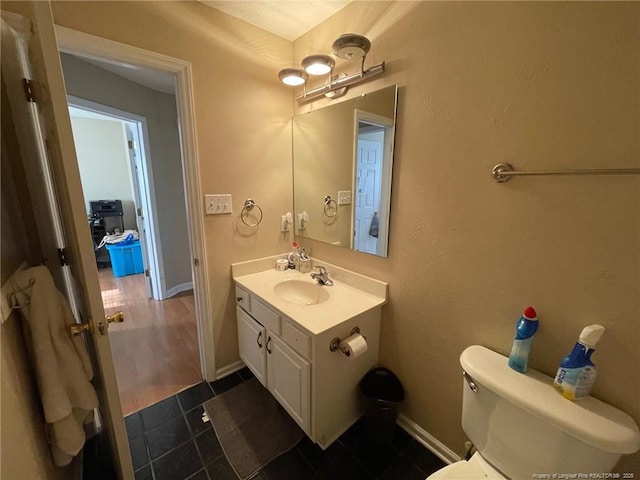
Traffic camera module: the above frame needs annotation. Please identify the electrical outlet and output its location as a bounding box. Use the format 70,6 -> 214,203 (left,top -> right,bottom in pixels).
337,190 -> 352,205
281,212 -> 293,232
205,194 -> 232,215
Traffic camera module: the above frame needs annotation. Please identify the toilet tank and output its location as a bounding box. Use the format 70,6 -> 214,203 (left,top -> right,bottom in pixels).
460,346 -> 640,480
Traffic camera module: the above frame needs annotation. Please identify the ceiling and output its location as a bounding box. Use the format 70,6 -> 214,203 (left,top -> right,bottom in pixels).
200,0 -> 352,41
64,2 -> 352,95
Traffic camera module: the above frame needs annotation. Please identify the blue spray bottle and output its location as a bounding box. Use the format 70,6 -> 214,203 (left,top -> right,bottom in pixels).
508,306 -> 539,373
553,324 -> 605,401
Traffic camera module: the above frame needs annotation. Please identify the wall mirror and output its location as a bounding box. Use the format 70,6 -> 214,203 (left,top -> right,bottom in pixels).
293,85 -> 398,257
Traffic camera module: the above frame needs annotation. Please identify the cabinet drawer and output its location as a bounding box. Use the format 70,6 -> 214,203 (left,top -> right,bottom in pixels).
251,296 -> 281,335
235,285 -> 251,312
282,320 -> 310,360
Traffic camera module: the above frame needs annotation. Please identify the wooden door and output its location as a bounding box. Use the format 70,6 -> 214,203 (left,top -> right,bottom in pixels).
1,2 -> 133,477
124,123 -> 152,298
355,137 -> 383,254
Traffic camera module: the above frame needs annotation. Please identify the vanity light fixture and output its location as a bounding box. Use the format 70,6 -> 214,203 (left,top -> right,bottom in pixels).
301,54 -> 335,75
332,33 -> 371,60
278,68 -> 308,86
277,33 -> 385,104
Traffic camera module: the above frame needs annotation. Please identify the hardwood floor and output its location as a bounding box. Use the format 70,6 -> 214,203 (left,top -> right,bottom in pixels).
98,268 -> 201,415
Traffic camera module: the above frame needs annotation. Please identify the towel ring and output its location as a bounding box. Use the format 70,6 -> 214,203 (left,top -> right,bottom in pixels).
323,195 -> 338,218
241,199 -> 263,227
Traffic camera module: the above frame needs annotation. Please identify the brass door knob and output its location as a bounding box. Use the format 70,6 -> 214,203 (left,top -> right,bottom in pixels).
69,312 -> 125,337
106,311 -> 124,324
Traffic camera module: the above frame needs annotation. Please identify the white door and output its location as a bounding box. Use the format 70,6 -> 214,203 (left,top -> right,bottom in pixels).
355,137 -> 383,254
267,333 -> 310,434
124,123 -> 153,298
236,307 -> 267,386
1,2 -> 132,477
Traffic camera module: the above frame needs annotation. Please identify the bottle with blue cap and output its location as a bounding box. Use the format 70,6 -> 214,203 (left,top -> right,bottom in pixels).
553,324 -> 606,401
508,306 -> 539,373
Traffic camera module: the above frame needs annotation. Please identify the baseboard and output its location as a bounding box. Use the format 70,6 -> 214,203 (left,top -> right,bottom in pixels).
165,281 -> 193,298
396,413 -> 461,465
215,360 -> 245,380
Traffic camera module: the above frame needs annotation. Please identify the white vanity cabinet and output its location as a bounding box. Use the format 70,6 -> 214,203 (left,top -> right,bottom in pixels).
235,286 -> 311,435
232,258 -> 387,450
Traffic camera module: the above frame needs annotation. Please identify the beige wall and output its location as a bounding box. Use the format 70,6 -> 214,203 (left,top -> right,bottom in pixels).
50,1 -> 294,367
294,1 -> 640,468
70,115 -> 137,230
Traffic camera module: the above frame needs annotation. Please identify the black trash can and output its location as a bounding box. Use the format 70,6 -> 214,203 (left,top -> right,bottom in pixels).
359,367 -> 405,443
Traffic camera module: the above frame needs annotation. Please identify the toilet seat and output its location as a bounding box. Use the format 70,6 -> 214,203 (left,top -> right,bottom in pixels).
426,452 -> 505,479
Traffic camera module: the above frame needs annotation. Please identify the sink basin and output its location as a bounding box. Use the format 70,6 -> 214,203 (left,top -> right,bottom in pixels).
273,280 -> 330,305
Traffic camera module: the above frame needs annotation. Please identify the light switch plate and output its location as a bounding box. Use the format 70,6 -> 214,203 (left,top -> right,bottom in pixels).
205,194 -> 232,215
337,190 -> 352,205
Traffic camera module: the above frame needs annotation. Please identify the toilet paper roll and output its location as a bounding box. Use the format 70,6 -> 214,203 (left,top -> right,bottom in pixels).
340,333 -> 368,359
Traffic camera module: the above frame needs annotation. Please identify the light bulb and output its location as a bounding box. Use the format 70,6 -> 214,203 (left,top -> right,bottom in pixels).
301,55 -> 335,76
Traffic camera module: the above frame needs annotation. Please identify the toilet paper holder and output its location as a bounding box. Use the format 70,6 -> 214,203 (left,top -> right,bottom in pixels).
330,327 -> 363,356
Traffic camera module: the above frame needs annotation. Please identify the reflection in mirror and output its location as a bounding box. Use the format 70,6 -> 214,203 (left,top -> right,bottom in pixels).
293,85 -> 398,257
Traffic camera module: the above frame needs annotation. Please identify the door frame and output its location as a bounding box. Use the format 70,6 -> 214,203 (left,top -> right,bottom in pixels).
55,26 -> 216,381
67,96 -> 164,300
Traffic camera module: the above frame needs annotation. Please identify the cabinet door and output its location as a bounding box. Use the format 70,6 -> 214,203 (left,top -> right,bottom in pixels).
267,333 -> 310,433
237,307 -> 266,386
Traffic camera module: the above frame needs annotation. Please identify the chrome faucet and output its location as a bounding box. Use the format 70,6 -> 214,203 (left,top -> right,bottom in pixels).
310,265 -> 333,286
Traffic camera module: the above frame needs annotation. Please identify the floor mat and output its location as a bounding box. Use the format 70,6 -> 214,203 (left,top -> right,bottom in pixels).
202,377 -> 305,479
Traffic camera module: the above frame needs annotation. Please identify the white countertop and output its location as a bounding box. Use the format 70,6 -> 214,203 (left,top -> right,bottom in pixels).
232,256 -> 388,335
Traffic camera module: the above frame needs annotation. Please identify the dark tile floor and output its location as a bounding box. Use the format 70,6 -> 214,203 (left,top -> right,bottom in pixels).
126,367 -> 446,480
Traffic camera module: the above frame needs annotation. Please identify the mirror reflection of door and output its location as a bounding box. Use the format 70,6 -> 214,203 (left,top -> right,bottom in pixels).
355,125 -> 384,254
353,110 -> 395,256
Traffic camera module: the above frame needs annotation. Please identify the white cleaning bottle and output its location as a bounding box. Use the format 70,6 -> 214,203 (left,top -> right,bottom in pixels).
553,324 -> 606,401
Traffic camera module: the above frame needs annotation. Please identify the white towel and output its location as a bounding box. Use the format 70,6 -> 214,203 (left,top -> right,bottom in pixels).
97,229 -> 139,249
12,266 -> 99,466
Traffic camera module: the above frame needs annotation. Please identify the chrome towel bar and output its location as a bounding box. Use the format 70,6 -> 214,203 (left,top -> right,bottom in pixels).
492,163 -> 640,183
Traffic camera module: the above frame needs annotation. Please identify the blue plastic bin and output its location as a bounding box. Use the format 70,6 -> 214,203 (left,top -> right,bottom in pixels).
106,240 -> 144,277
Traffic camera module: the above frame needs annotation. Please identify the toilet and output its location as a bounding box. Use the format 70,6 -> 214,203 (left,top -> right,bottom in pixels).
427,345 -> 640,480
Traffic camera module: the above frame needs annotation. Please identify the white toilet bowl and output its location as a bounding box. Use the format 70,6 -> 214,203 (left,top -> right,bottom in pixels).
427,452 -> 504,479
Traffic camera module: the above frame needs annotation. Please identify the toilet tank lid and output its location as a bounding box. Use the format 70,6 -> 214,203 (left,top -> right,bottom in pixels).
460,345 -> 640,454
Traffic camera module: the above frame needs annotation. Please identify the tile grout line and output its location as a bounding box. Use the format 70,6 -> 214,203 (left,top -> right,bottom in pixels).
294,444 -> 321,477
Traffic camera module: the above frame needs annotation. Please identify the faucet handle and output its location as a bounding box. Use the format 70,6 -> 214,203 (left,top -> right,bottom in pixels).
312,265 -> 327,275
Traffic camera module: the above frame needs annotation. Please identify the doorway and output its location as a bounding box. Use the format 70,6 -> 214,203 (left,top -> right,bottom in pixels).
66,99 -> 201,414
67,99 -> 160,300
56,27 -> 215,413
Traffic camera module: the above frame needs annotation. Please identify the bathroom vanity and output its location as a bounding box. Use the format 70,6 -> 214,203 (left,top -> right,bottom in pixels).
232,256 -> 388,449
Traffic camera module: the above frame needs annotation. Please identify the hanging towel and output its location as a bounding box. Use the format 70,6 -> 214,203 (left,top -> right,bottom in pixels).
12,266 -> 98,466
369,212 -> 379,238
